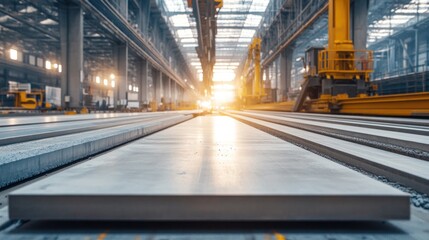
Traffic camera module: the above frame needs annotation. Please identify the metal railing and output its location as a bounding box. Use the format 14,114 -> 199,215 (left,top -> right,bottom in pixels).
373,64 -> 429,95
318,50 -> 374,75
373,64 -> 428,80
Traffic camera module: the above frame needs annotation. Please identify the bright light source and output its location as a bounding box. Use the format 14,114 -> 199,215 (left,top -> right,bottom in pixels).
40,18 -> 57,25
103,79 -> 108,86
213,70 -> 235,82
198,100 -> 212,110
136,87 -> 139,92
190,85 -> 195,90
212,84 -> 235,90
58,65 -> 62,73
199,73 -> 203,82
213,90 -> 235,103
45,61 -> 52,70
53,63 -> 58,69
110,74 -> 115,79
10,48 -> 18,60
111,80 -> 115,88
129,85 -> 133,91
96,76 -> 101,84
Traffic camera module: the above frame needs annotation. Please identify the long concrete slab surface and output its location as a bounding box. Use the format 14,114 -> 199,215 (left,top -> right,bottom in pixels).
8,116 -> 409,221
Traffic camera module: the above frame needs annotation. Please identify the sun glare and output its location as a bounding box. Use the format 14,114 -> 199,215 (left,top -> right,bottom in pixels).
213,70 -> 235,82
213,90 -> 235,103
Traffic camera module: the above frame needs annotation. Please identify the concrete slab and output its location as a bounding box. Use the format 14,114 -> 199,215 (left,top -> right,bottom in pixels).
227,112 -> 429,194
8,116 -> 409,221
0,115 -> 191,188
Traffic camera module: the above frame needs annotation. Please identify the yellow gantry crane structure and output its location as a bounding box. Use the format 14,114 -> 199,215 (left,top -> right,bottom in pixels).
239,37 -> 264,105
287,0 -> 429,116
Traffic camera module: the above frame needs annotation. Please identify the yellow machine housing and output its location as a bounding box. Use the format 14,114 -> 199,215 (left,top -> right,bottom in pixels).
0,90 -> 53,110
269,0 -> 429,116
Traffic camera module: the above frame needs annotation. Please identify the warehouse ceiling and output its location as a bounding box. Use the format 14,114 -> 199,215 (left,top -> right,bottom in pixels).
160,0 -> 269,83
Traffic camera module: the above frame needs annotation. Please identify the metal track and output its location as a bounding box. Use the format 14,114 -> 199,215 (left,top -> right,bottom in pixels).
225,111 -> 429,195
231,110 -> 429,161
0,114 -> 182,146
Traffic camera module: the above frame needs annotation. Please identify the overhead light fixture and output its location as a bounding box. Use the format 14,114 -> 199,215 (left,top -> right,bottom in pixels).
104,79 -> 108,86
9,48 -> 18,60
129,85 -> 133,91
58,65 -> 62,73
110,74 -> 115,79
111,80 -> 115,88
53,63 -> 58,69
40,18 -> 57,25
96,76 -> 101,84
45,60 -> 52,70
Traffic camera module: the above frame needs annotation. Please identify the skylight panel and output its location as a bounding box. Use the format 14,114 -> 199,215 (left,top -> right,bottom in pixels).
240,29 -> 256,38
181,38 -> 196,43
249,0 -> 270,11
170,14 -> 190,27
238,37 -> 252,42
244,14 -> 263,27
177,29 -> 194,38
163,0 -> 185,12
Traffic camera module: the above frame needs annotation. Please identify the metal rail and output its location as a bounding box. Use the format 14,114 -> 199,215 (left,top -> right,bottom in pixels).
0,114 -> 178,146
225,110 -> 429,195
228,110 -> 429,161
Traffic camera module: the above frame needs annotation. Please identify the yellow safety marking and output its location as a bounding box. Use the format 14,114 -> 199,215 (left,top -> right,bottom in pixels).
273,231 -> 286,240
97,232 -> 108,240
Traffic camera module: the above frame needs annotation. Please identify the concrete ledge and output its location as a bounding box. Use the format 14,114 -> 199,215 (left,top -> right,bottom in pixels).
9,195 -> 409,221
0,115 -> 192,188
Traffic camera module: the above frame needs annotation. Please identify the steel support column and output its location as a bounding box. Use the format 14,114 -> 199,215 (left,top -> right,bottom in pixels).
140,0 -> 150,35
114,43 -> 128,108
155,70 -> 163,109
280,48 -> 293,102
172,80 -> 177,108
352,0 -> 369,50
168,78 -> 172,107
59,2 -> 83,109
119,0 -> 128,20
139,59 -> 149,108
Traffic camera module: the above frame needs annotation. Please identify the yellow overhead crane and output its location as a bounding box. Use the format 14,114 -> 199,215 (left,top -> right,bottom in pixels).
239,37 -> 264,105
248,0 -> 429,117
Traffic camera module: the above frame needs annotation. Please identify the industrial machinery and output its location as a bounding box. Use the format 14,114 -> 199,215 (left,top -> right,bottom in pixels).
0,90 -> 56,110
288,0 -> 429,116
239,37 -> 264,105
293,0 -> 374,112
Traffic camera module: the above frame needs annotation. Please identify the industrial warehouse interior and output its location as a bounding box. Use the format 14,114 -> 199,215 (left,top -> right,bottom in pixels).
0,0 -> 429,239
